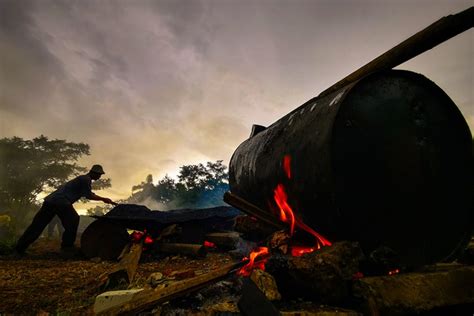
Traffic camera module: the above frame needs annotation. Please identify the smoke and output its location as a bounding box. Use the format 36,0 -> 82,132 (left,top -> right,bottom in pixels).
137,196 -> 168,211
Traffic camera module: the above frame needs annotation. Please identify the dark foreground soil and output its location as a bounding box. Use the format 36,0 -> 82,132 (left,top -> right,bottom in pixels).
0,238 -> 234,315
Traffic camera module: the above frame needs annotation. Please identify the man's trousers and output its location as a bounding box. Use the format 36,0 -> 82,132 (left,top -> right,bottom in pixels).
15,201 -> 80,253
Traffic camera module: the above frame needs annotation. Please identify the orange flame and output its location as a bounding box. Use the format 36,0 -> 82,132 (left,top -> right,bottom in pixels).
273,154 -> 332,252
237,247 -> 269,277
274,184 -> 296,235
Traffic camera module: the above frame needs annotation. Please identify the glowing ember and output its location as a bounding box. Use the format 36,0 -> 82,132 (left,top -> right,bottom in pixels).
144,235 -> 154,245
130,230 -> 155,245
237,247 -> 270,277
203,240 -> 216,248
388,269 -> 400,276
130,231 -> 144,243
290,245 -> 315,257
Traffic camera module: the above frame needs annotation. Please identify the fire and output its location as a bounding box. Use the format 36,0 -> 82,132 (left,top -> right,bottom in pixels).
388,268 -> 400,276
274,184 -> 296,235
273,155 -> 332,252
203,240 -> 216,248
290,246 -> 315,257
144,235 -> 154,245
237,247 -> 270,277
130,231 -> 145,243
130,230 -> 155,245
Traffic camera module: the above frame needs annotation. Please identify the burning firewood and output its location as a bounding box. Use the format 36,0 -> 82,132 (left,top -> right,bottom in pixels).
204,231 -> 240,250
234,215 -> 279,241
266,241 -> 364,304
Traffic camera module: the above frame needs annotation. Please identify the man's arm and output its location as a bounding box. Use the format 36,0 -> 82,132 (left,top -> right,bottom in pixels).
88,192 -> 118,205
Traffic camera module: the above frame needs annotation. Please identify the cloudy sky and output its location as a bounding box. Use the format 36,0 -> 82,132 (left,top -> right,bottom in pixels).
0,0 -> 472,208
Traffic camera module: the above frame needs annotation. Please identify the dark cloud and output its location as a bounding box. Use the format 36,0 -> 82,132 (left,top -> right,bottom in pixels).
0,0 -> 472,201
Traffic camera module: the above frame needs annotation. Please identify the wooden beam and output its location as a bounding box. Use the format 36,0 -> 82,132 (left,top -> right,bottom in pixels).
99,241 -> 144,289
96,260 -> 247,315
224,191 -> 284,230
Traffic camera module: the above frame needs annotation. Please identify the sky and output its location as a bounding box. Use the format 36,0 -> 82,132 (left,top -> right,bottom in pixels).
0,0 -> 472,210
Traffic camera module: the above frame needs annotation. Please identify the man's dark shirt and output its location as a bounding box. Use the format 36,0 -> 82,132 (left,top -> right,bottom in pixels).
44,175 -> 93,205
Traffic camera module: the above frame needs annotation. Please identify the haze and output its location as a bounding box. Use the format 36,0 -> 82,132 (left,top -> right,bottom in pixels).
1,0 -> 472,207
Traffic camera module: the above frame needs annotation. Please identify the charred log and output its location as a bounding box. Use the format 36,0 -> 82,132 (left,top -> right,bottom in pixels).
266,242 -> 364,304
352,265 -> 474,315
205,231 -> 240,250
234,215 -> 280,241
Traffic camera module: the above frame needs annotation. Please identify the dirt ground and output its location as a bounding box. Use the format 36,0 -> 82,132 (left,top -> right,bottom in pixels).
0,238 -> 235,315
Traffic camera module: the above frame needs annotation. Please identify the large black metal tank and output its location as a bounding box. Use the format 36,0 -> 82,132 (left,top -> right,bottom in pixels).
229,70 -> 473,267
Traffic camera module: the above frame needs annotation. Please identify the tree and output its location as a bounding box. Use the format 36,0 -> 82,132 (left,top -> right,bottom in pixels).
127,174 -> 156,205
125,160 -> 229,210
0,135 -> 110,228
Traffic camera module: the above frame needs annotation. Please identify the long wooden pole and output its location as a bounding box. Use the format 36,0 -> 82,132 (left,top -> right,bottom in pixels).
318,7 -> 473,98
224,191 -> 285,230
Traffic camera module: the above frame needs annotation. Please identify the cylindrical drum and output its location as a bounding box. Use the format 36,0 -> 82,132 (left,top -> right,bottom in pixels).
229,70 -> 473,267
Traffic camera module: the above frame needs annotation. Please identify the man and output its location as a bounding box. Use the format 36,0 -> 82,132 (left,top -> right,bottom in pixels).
15,164 -> 117,254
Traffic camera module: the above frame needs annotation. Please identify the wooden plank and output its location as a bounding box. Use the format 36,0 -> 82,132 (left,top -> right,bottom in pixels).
96,260 -> 246,315
99,241 -> 144,289
224,191 -> 284,230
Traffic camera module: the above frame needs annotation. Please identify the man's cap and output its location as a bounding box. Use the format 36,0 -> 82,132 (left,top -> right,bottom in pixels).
90,164 -> 105,175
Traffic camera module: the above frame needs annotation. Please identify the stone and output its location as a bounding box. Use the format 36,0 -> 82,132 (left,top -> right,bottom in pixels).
93,289 -> 144,314
250,269 -> 282,301
147,272 -> 164,287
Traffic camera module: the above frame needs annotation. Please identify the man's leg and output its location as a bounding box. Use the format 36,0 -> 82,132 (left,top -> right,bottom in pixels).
56,204 -> 80,248
15,203 -> 56,253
